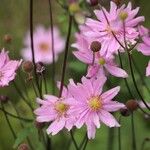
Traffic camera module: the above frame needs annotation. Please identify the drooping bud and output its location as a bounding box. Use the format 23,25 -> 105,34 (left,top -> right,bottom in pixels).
36,62 -> 45,74
120,108 -> 131,117
69,2 -> 80,15
90,41 -> 101,52
22,61 -> 33,73
112,0 -> 121,6
126,100 -> 138,112
3,34 -> 12,43
0,95 -> 9,103
17,143 -> 29,150
34,121 -> 45,129
119,11 -> 128,21
89,0 -> 99,6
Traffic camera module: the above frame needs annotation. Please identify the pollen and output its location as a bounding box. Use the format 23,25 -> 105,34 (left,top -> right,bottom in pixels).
88,96 -> 102,111
119,11 -> 128,21
55,102 -> 69,115
98,58 -> 105,65
39,42 -> 49,52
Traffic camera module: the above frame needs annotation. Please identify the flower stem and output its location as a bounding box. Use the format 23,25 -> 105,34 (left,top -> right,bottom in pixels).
118,116 -> 122,150
131,113 -> 137,150
70,130 -> 79,150
0,107 -> 33,122
59,15 -> 73,97
48,0 -> 55,94
29,0 -> 42,99
1,104 -> 16,139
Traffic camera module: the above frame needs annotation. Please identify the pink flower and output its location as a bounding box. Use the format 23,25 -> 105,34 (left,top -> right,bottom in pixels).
82,2 -> 144,56
34,85 -> 76,135
73,33 -> 128,78
68,76 -> 125,139
21,25 -> 65,64
0,49 -> 22,87
146,61 -> 150,76
137,26 -> 150,56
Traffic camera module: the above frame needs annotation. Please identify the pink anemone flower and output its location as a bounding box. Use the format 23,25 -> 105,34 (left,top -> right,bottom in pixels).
21,25 -> 65,64
68,76 -> 125,139
0,49 -> 22,87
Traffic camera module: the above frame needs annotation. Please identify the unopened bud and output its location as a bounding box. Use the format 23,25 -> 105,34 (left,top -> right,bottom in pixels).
22,61 -> 33,73
74,12 -> 86,25
89,0 -> 98,6
0,95 -> 9,103
3,34 -> 12,43
120,108 -> 131,117
36,62 -> 45,74
90,41 -> 101,52
119,11 -> 128,21
69,2 -> 80,14
35,121 -> 45,129
17,143 -> 29,150
126,100 -> 138,112
112,0 -> 121,6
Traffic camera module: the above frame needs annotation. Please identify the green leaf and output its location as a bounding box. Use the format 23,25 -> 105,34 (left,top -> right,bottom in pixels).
13,126 -> 34,149
69,61 -> 86,72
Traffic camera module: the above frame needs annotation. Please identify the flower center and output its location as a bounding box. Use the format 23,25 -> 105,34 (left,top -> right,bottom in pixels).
119,11 -> 128,20
39,42 -> 49,52
88,96 -> 102,111
98,58 -> 105,65
55,102 -> 69,115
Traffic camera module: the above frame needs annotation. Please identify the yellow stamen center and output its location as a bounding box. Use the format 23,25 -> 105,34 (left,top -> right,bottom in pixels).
55,102 -> 69,115
88,96 -> 102,111
39,42 -> 49,52
119,11 -> 128,20
98,58 -> 105,65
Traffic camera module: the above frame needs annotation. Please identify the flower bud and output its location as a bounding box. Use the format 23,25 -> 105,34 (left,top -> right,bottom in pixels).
17,143 -> 29,150
69,2 -> 80,15
112,0 -> 121,6
34,121 -> 45,129
22,61 -> 33,73
90,41 -> 101,52
126,100 -> 138,112
120,108 -> 131,117
0,95 -> 9,103
89,0 -> 98,6
3,34 -> 12,43
74,12 -> 86,25
119,11 -> 128,21
36,62 -> 45,74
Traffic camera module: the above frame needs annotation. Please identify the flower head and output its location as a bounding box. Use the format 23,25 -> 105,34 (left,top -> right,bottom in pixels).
34,85 -> 76,135
21,25 -> 65,64
73,33 -> 128,78
68,76 -> 125,139
82,2 -> 144,56
0,49 -> 22,87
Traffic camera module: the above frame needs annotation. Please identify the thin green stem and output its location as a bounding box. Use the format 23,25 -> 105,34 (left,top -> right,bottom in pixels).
1,104 -> 16,139
0,107 -> 33,122
118,116 -> 122,150
82,136 -> 88,150
48,0 -> 55,95
59,15 -> 73,97
70,130 -> 79,150
131,113 -> 136,150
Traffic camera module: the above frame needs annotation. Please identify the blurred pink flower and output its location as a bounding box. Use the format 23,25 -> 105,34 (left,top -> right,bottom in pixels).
73,33 -> 128,78
137,25 -> 150,56
21,25 -> 65,64
0,49 -> 22,87
68,76 -> 125,139
146,61 -> 150,76
34,85 -> 76,135
82,2 -> 144,56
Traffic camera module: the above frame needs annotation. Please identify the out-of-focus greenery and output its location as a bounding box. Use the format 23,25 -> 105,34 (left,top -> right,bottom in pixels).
0,0 -> 150,150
